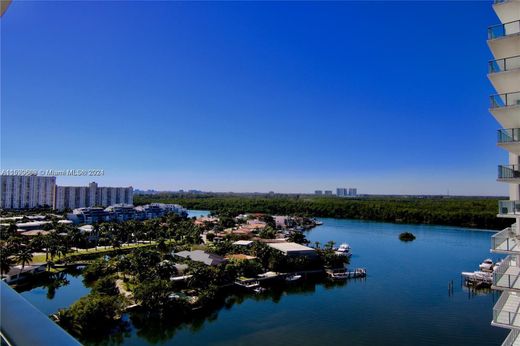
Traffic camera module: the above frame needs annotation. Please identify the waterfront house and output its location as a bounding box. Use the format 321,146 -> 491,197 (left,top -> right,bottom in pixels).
1,264 -> 47,284
267,242 -> 317,257
173,250 -> 227,266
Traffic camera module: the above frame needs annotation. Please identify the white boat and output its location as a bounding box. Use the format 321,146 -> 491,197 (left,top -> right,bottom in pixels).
235,280 -> 260,289
479,258 -> 494,272
461,271 -> 493,285
253,287 -> 266,294
329,268 -> 367,280
285,274 -> 302,282
314,221 -> 323,226
335,243 -> 351,256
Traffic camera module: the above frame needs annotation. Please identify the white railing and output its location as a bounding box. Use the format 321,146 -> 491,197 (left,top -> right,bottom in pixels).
494,255 -> 520,289
492,226 -> 519,252
493,291 -> 520,327
502,329 -> 520,346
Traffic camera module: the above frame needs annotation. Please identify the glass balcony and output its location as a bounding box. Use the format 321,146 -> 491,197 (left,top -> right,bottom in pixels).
498,128 -> 520,143
489,55 -> 520,73
492,226 -> 520,253
489,20 -> 520,39
493,290 -> 520,327
491,92 -> 520,108
502,329 -> 520,346
499,165 -> 520,180
0,281 -> 80,345
494,255 -> 520,290
499,200 -> 520,216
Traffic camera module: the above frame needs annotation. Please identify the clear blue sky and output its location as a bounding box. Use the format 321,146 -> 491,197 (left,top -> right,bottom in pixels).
0,1 -> 506,195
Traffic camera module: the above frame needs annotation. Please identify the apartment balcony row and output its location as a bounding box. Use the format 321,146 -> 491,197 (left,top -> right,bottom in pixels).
492,225 -> 519,253
494,255 -> 520,290
498,129 -> 520,154
488,20 -> 520,58
489,55 -> 520,94
492,290 -> 520,329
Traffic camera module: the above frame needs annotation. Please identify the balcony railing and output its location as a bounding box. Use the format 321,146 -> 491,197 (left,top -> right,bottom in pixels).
502,329 -> 520,346
499,200 -> 520,216
489,20 -> 520,39
494,255 -> 520,290
0,281 -> 80,345
490,91 -> 520,108
493,290 -> 520,327
489,55 -> 520,73
498,128 -> 520,143
499,165 -> 520,180
492,226 -> 519,252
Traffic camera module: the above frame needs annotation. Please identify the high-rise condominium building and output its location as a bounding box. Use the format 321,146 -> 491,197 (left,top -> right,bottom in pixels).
337,187 -> 358,197
55,182 -> 133,211
0,175 -> 56,209
315,190 -> 323,195
487,1 -> 520,344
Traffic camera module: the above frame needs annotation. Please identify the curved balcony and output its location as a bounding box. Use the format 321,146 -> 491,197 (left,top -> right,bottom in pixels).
498,129 -> 520,154
493,0 -> 520,25
490,92 -> 520,128
489,20 -> 520,39
492,290 -> 520,328
498,200 -> 520,218
488,21 -> 520,58
492,225 -> 519,253
491,92 -> 520,108
493,255 -> 520,291
499,165 -> 520,182
489,56 -> 520,94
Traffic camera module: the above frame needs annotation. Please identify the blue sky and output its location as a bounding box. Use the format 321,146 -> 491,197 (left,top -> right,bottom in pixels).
0,1 -> 507,195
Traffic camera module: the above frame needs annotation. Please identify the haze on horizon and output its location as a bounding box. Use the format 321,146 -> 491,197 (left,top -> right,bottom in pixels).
0,1 -> 506,196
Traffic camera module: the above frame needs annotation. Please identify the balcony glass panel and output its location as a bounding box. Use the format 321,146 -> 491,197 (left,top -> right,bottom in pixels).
489,55 -> 520,73
499,200 -> 520,216
492,226 -> 519,252
490,91 -> 520,108
499,165 -> 520,180
494,255 -> 520,290
498,128 -> 520,143
502,329 -> 520,346
493,291 -> 520,327
489,20 -> 520,39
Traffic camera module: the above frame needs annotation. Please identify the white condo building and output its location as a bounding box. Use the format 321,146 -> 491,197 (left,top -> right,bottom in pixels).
487,1 -> 520,344
55,182 -> 133,211
0,176 -> 56,209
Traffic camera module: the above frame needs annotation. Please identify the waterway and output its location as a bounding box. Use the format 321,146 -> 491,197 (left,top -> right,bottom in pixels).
18,215 -> 508,345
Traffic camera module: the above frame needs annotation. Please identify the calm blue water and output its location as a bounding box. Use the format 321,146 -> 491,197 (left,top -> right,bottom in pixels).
19,216 -> 509,345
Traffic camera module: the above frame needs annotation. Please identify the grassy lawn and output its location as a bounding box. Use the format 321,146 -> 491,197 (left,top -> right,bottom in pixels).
30,242 -> 155,264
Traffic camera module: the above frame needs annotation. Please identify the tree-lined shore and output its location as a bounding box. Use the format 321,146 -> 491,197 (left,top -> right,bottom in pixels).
135,194 -> 509,230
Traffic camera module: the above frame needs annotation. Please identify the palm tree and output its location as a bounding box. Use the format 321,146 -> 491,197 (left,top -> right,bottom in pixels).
325,240 -> 336,250
0,247 -> 13,276
314,241 -> 321,249
15,246 -> 33,281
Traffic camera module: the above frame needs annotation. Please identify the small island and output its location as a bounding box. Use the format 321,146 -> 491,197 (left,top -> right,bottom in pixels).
399,232 -> 416,242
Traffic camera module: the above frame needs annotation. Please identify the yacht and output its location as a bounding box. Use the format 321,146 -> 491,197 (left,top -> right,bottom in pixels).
335,243 -> 351,256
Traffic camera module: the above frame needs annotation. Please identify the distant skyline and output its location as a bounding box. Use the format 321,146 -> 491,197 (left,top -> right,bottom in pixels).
0,1 -> 507,196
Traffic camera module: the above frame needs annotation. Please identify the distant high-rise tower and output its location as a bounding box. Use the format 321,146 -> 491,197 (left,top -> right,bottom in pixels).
0,175 -> 56,209
487,0 -> 520,344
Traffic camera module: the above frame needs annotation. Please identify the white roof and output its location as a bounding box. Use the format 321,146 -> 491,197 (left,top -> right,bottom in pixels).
233,240 -> 254,246
267,242 -> 315,252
